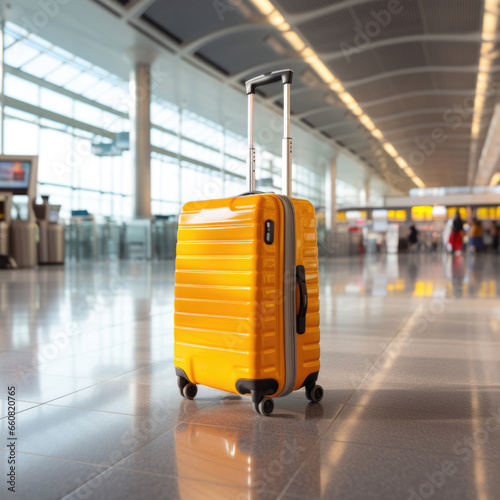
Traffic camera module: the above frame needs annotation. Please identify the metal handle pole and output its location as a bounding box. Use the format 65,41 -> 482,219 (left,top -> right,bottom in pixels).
282,83 -> 292,196
247,93 -> 256,192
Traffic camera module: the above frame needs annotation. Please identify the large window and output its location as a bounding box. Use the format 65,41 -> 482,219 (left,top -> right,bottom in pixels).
2,21 -> 325,219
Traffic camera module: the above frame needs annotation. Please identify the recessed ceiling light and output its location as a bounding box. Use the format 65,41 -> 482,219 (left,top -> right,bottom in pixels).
359,114 -> 375,131
251,0 -> 274,15
383,142 -> 398,157
489,172 -> 500,186
282,31 -> 305,51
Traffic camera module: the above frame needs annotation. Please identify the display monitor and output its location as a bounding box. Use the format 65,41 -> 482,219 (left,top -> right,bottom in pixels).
49,208 -> 59,223
0,156 -> 37,195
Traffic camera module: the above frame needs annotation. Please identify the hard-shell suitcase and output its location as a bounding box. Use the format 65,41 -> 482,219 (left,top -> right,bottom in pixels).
174,69 -> 322,416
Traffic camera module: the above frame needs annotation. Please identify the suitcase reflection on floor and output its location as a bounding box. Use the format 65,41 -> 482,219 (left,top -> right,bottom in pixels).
173,405 -> 321,498
175,424 -> 319,500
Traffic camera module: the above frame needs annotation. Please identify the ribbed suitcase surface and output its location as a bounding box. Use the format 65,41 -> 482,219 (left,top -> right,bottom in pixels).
174,194 -> 287,395
291,198 -> 320,391
174,194 -> 321,398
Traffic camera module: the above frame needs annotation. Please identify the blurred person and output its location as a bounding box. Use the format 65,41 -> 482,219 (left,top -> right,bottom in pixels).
483,223 -> 493,251
492,221 -> 499,254
469,218 -> 484,253
449,211 -> 464,255
376,232 -> 385,253
443,217 -> 453,252
408,224 -> 418,252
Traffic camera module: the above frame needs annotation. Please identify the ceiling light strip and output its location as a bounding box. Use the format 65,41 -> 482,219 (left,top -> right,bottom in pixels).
471,0 -> 500,140
248,0 -> 425,188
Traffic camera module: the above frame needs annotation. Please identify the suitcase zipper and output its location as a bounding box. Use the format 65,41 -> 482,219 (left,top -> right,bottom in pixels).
276,195 -> 297,397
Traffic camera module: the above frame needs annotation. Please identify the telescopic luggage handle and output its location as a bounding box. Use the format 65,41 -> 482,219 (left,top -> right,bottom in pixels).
245,69 -> 293,95
245,69 -> 293,196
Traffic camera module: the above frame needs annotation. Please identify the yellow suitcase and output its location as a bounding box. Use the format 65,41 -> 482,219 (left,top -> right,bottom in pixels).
174,70 -> 322,416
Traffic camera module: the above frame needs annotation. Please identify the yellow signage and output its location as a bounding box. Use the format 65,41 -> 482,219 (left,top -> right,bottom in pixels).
447,207 -> 467,219
388,209 -> 406,221
477,207 -> 498,220
413,281 -> 434,297
411,206 -> 433,221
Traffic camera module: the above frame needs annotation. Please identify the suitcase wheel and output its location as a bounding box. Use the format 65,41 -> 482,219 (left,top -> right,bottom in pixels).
305,384 -> 324,403
181,382 -> 198,400
254,397 -> 274,416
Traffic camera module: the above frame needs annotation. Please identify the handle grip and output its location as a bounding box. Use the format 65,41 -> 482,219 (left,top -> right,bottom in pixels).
245,69 -> 293,95
296,265 -> 308,334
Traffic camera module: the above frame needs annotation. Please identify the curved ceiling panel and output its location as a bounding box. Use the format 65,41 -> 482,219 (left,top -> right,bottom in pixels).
419,0 -> 482,34
274,0 -> 345,15
328,50 -> 384,80
142,0 -> 246,43
288,89 -> 340,115
295,8 -> 361,53
424,41 -> 481,66
379,112 -> 472,130
351,0 -> 425,41
195,29 -> 283,74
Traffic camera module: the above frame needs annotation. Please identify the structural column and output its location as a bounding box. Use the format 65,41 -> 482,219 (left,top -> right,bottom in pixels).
130,62 -> 152,218
364,179 -> 370,206
325,157 -> 337,233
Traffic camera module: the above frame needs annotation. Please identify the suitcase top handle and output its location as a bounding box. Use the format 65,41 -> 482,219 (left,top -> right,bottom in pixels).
245,69 -> 293,196
245,69 -> 293,95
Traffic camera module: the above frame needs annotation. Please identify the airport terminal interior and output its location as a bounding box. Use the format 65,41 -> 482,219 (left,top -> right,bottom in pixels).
1,0 -> 500,499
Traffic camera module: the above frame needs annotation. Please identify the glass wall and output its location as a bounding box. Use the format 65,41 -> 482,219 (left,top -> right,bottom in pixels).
2,21 -> 326,220
336,178 -> 365,207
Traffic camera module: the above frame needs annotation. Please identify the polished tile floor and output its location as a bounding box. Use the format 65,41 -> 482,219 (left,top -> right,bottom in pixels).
1,253 -> 500,499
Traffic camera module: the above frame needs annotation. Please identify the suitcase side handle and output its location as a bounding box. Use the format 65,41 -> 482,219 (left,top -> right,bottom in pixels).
245,69 -> 293,196
296,265 -> 308,334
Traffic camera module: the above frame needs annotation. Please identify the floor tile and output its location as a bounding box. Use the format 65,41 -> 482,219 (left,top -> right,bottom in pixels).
321,403 -> 500,460
184,393 -> 343,438
0,450 -> 107,500
281,440 -> 500,500
0,371 -> 100,404
0,402 -> 206,466
63,467 -> 277,500
48,381 -> 219,417
0,398 -> 41,419
0,350 -> 39,372
111,361 -> 178,386
37,355 -> 150,381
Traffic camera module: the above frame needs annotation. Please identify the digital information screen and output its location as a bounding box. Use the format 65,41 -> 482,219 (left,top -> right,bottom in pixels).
0,160 -> 31,191
49,209 -> 59,223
